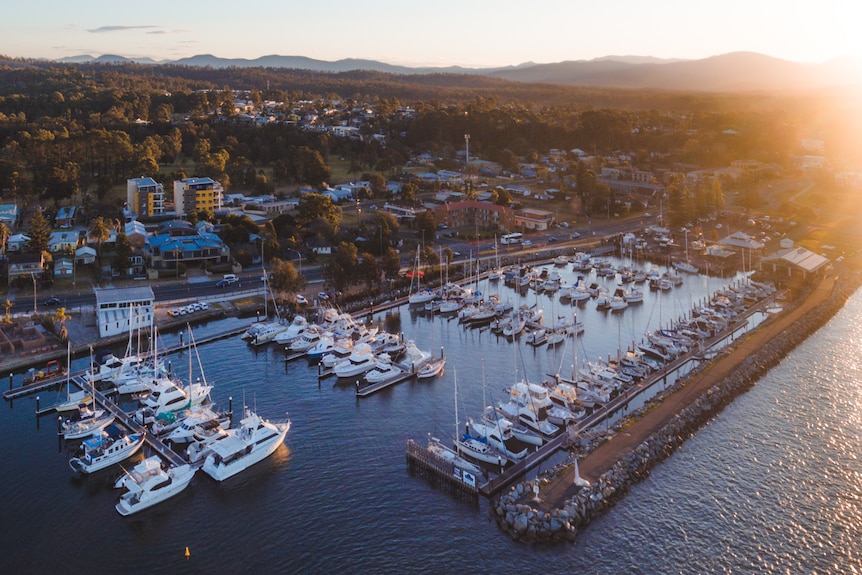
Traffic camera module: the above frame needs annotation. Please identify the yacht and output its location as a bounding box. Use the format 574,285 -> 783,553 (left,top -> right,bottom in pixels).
363,362 -> 402,384
249,320 -> 287,346
273,315 -> 311,345
416,356 -> 446,379
426,435 -> 485,479
288,330 -> 323,353
140,376 -> 212,416
165,406 -> 231,444
62,406 -> 116,440
333,343 -> 380,379
115,458 -> 196,516
68,425 -> 145,474
467,418 -> 529,461
455,432 -> 507,467
202,408 -> 290,481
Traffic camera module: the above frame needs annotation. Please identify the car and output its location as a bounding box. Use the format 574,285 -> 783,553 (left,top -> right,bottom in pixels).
643,212 -> 652,217
295,294 -> 308,305
570,232 -> 581,239
45,297 -> 61,306
521,240 -> 532,247
547,236 -> 557,243
216,279 -> 232,288
317,292 -> 330,301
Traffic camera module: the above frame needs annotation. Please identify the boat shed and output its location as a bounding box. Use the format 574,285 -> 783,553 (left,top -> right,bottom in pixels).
760,245 -> 831,280
94,286 -> 155,338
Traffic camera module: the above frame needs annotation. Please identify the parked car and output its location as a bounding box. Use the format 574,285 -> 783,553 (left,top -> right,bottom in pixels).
317,292 -> 330,301
45,296 -> 61,306
295,294 -> 308,305
222,274 -> 239,283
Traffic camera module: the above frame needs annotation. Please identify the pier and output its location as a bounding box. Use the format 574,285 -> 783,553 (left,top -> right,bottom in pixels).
466,290 -> 777,497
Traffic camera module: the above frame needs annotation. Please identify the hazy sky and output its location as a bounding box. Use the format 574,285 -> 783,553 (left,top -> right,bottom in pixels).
3,0 -> 860,67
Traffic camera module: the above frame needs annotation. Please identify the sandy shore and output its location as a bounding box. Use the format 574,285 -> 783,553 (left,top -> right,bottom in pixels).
535,270 -> 839,511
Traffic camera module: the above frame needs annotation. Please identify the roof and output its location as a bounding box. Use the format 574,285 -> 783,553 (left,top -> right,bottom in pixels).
766,246 -> 830,273
94,286 -> 154,305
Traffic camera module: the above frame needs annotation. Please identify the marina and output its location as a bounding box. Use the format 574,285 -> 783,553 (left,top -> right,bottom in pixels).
1,250 -> 839,573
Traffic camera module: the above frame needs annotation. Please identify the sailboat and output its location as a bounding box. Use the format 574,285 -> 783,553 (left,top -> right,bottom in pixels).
62,350 -> 115,440
55,342 -> 92,412
487,237 -> 503,281
673,229 -> 699,274
408,245 -> 437,304
453,371 -> 507,466
247,253 -> 287,345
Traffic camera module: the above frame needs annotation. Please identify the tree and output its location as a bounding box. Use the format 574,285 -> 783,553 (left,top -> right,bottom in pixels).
112,231 -> 133,274
414,210 -> 437,246
4,299 -> 11,323
296,193 -> 342,231
357,252 -> 381,289
0,222 -> 10,255
495,187 -> 512,207
323,242 -> 358,293
381,247 -> 401,280
88,216 -> 111,265
269,258 -> 306,294
26,211 -> 51,253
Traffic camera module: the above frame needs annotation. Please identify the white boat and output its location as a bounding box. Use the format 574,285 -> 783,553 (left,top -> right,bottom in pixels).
202,408 -> 290,481
115,459 -> 196,516
482,407 -> 544,446
165,406 -> 231,444
62,405 -> 116,440
186,425 -> 232,464
139,376 -> 212,416
333,343 -> 381,379
525,328 -> 547,346
467,418 -> 529,461
273,315 -> 311,344
426,435 -> 485,479
456,431 -> 506,466
416,356 -> 446,379
288,330 -> 322,353
363,362 -> 402,384
320,344 -> 354,369
115,455 -> 163,490
673,260 -> 699,274
545,329 -> 565,347
249,320 -> 287,346
69,425 -> 145,474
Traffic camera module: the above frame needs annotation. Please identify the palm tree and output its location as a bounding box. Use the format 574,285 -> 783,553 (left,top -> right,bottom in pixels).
88,216 -> 111,266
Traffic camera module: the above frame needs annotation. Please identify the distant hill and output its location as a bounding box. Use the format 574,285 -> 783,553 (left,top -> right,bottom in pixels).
51,51 -> 862,92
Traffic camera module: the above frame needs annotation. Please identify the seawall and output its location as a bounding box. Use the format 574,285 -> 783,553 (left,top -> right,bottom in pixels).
493,269 -> 862,544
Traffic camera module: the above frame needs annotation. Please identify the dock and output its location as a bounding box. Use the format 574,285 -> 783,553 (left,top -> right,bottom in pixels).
468,292 -> 776,497
405,438 -> 479,495
355,365 -> 416,397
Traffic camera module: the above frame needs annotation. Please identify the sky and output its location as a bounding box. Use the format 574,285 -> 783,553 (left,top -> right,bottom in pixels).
2,0 -> 861,68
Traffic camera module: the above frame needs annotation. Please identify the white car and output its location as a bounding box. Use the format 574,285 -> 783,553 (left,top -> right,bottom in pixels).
295,294 -> 308,305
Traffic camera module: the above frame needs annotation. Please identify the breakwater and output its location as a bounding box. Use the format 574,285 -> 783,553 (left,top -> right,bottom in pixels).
493,269 -> 862,544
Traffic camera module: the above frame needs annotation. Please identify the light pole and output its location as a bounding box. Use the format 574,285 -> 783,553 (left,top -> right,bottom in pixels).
287,248 -> 302,276
30,272 -> 37,314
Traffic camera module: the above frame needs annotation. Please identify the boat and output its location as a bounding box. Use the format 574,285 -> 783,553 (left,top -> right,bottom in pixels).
164,406 -> 231,444
23,359 -> 66,384
273,315 -> 311,345
525,328 -> 548,346
482,406 -> 543,446
55,344 -> 92,412
425,435 -> 485,485
673,260 -> 699,274
333,343 -> 381,379
68,425 -> 145,474
139,375 -> 212,416
62,403 -> 116,440
467,418 -> 529,461
288,329 -> 322,353
201,407 -> 290,481
545,329 -> 565,347
416,356 -> 446,379
249,320 -> 287,346
363,362 -> 402,384
115,458 -> 196,516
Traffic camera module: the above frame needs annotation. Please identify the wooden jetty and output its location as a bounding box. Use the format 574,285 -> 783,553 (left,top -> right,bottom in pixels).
355,365 -> 415,397
405,438 -> 479,495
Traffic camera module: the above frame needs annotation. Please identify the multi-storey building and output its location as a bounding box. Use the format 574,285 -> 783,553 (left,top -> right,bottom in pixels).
127,177 -> 165,217
173,177 -> 224,216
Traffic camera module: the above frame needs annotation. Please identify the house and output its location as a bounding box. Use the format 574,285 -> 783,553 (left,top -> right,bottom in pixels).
75,246 -> 96,265
48,231 -> 80,254
718,231 -> 764,252
6,233 -> 29,252
54,206 -> 79,228
0,204 -> 18,228
514,208 -> 554,232
305,235 -> 333,255
7,251 -> 45,283
54,257 -> 73,278
124,220 -> 148,249
146,220 -> 230,272
94,286 -> 154,338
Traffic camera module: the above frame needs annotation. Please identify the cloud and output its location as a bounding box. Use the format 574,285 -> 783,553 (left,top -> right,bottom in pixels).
146,31 -> 166,35
88,25 -> 159,33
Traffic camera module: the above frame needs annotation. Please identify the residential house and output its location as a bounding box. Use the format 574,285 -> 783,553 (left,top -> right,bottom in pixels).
514,208 -> 554,232
7,233 -> 29,252
0,204 -> 18,228
75,246 -> 96,265
124,220 -> 148,249
146,220 -> 230,272
305,235 -> 333,255
54,206 -> 79,228
7,251 -> 44,283
48,231 -> 80,254
54,257 -> 73,278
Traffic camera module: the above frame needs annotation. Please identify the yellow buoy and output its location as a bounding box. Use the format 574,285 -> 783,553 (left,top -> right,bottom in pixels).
185,547 -> 190,559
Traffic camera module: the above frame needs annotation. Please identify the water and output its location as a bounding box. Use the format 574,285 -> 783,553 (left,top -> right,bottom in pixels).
2,263 -> 860,574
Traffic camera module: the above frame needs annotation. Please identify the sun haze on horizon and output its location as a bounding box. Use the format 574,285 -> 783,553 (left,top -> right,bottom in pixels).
1,0 -> 861,67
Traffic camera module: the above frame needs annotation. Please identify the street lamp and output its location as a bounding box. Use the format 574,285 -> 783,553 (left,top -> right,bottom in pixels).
287,248 -> 302,276
30,272 -> 37,314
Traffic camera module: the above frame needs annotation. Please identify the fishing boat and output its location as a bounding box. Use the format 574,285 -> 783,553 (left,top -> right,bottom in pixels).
69,425 -> 145,474
115,458 -> 196,516
201,407 -> 290,481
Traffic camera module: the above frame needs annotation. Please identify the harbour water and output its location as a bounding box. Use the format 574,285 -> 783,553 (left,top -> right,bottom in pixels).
1,262 -> 859,573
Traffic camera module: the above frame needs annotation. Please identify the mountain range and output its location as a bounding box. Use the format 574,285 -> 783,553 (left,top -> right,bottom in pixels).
54,52 -> 862,92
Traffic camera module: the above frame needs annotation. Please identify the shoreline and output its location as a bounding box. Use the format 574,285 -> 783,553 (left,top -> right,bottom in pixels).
493,265 -> 862,543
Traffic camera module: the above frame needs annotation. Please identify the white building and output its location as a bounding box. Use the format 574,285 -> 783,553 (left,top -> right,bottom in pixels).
94,286 -> 155,338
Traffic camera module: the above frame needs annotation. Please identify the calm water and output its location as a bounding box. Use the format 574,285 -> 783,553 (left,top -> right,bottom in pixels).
2,262 -> 859,574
